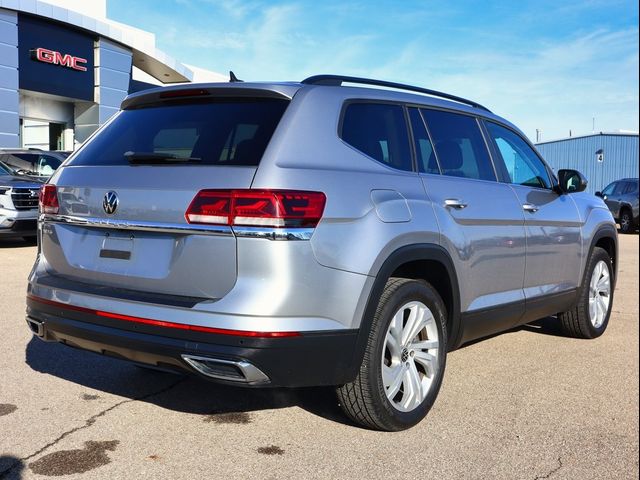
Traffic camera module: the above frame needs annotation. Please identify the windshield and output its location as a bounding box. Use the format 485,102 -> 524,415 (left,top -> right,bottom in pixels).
67,98 -> 289,167
2,153 -> 62,176
0,160 -> 15,175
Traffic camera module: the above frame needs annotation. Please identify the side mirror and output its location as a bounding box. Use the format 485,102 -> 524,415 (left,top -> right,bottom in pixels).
557,169 -> 588,194
595,191 -> 604,198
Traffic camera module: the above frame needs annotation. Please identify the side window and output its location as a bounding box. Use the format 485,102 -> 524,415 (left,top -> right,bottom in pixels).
485,121 -> 551,189
36,155 -> 61,176
421,109 -> 496,181
601,182 -> 617,196
614,182 -> 628,195
626,182 -> 639,194
408,108 -> 439,174
341,103 -> 412,171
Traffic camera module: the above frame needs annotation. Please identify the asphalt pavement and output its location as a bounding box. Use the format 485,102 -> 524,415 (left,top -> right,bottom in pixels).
0,235 -> 638,479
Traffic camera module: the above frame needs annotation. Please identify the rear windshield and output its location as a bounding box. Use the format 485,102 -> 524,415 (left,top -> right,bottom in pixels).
67,98 -> 289,166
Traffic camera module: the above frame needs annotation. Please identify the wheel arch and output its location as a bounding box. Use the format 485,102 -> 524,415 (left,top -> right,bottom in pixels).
345,244 -> 462,383
588,225 -> 618,289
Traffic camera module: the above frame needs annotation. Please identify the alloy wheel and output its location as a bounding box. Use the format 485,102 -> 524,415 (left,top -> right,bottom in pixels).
381,301 -> 440,412
588,260 -> 611,328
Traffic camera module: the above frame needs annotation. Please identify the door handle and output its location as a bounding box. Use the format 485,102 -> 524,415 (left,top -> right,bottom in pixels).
444,199 -> 468,209
522,203 -> 539,213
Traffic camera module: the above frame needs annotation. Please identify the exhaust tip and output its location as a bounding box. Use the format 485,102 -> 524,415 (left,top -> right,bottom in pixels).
181,354 -> 269,384
26,316 -> 45,337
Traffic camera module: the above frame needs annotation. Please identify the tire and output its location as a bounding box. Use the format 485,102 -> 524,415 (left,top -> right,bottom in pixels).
619,209 -> 633,234
558,247 -> 613,339
336,278 -> 447,431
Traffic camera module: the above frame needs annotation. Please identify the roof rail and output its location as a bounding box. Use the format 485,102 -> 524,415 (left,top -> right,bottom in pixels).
301,74 -> 491,112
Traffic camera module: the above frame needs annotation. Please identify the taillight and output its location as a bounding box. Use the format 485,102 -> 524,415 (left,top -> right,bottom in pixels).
39,184 -> 59,214
185,190 -> 326,228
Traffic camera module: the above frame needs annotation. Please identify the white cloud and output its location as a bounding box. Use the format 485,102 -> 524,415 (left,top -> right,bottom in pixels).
132,1 -> 639,140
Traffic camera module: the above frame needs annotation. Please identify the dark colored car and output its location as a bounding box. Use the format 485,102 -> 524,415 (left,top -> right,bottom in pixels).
0,149 -> 69,180
596,178 -> 639,234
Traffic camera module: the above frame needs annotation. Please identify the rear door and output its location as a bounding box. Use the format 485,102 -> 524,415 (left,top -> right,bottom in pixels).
41,94 -> 289,300
413,108 -> 527,339
483,120 -> 582,314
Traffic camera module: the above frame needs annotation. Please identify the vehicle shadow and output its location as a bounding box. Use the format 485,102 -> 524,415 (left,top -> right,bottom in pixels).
519,316 -> 567,337
24,337 -> 354,428
0,238 -> 36,248
24,317 -> 566,428
458,315 -> 567,350
0,455 -> 26,480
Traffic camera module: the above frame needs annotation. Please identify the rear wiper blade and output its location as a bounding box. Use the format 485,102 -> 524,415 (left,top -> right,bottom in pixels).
124,151 -> 202,164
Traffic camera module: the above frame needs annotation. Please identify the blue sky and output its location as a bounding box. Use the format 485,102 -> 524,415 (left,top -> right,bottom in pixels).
108,0 -> 639,141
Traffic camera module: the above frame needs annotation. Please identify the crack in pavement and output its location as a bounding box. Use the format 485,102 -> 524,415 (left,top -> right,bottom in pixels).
0,377 -> 186,479
534,457 -> 563,480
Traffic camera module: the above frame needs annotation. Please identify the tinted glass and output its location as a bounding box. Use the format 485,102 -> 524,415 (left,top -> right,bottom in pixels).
0,160 -> 12,175
485,122 -> 551,189
602,182 -> 617,196
3,153 -> 37,172
35,154 -> 61,176
67,98 -> 289,166
421,109 -> 495,181
408,108 -> 438,174
613,182 -> 627,195
625,181 -> 639,194
341,103 -> 412,171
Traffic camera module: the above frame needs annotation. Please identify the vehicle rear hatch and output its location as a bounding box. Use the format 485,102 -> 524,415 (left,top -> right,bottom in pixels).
40,87 -> 291,301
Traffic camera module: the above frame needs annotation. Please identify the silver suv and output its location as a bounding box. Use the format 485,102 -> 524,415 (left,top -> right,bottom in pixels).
26,75 -> 618,431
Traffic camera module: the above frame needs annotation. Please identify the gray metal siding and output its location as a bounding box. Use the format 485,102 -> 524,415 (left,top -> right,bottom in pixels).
0,7 -> 19,148
536,135 -> 639,193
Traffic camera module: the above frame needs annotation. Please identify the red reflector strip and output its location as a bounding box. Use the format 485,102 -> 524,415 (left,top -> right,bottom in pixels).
27,295 -> 300,338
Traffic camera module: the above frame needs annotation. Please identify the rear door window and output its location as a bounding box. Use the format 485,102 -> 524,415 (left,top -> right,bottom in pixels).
623,181 -> 638,194
67,98 -> 289,167
408,108 -> 439,174
421,109 -> 496,181
341,103 -> 412,171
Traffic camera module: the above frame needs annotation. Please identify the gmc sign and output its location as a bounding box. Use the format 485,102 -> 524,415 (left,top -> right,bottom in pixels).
30,47 -> 88,72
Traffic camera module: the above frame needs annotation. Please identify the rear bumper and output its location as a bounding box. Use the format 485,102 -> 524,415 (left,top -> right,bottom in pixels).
26,297 -> 359,388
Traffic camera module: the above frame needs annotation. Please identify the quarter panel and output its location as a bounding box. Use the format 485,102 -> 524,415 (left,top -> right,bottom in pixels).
573,191 -> 618,282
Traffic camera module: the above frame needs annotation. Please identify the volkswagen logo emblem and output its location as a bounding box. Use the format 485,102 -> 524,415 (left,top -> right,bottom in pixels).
103,191 -> 119,215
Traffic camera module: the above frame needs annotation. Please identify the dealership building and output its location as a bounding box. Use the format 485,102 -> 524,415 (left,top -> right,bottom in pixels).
536,132 -> 639,194
0,0 -> 224,150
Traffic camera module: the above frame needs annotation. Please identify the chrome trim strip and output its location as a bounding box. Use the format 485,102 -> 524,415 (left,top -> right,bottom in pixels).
232,226 -> 314,241
41,215 -> 314,240
181,354 -> 270,384
41,214 -> 233,236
